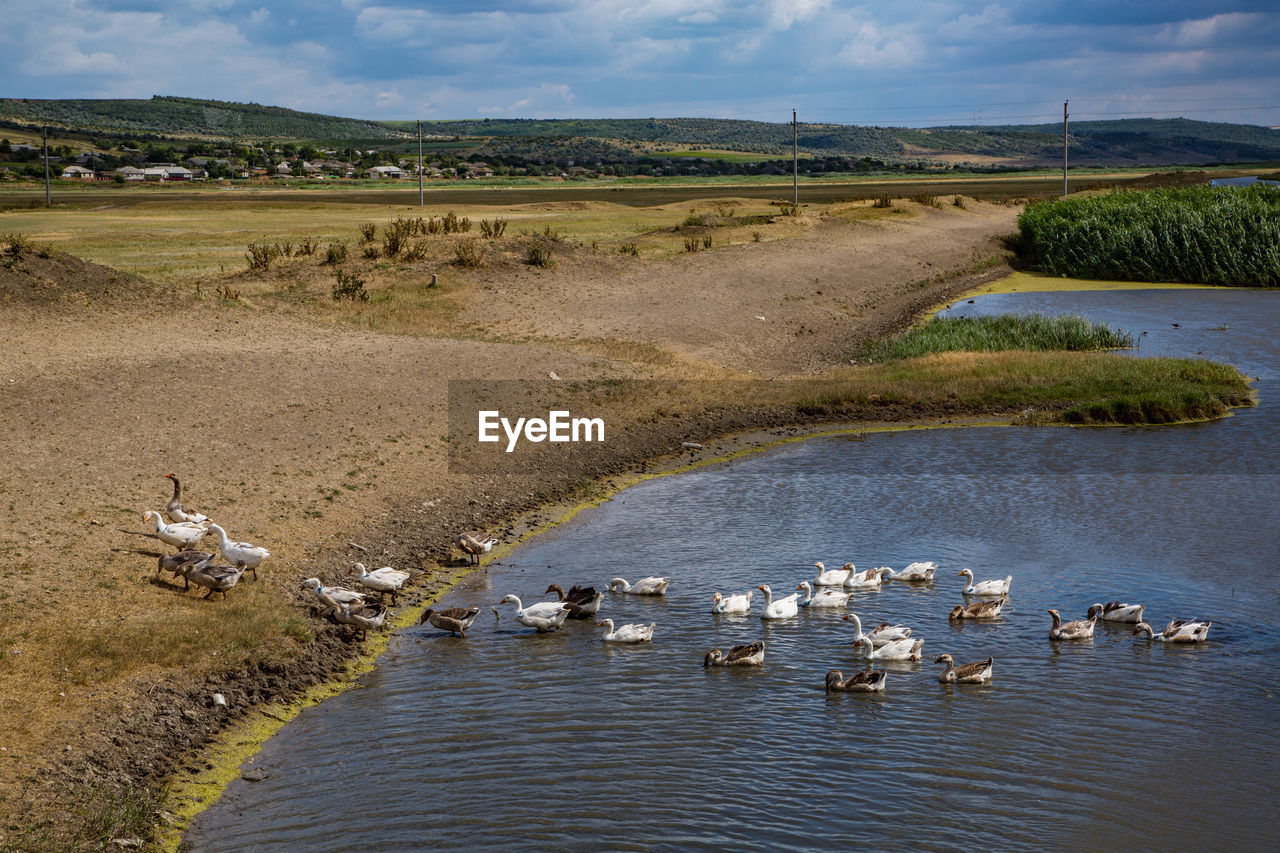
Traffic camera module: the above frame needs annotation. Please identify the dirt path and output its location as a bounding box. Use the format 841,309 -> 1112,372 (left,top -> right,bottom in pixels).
465,201 -> 1018,374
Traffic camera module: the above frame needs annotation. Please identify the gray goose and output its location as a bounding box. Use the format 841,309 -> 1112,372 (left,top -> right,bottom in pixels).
704,640 -> 765,667
333,601 -> 387,641
180,561 -> 247,600
158,549 -> 215,583
420,606 -> 481,637
1048,609 -> 1096,640
545,583 -> 602,619
456,532 -> 498,565
825,668 -> 887,693
935,654 -> 994,683
949,599 -> 1005,620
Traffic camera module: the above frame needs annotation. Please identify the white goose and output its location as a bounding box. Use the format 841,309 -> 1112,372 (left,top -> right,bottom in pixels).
811,561 -> 853,587
842,565 -> 885,589
142,510 -> 208,551
206,523 -> 270,579
301,577 -> 370,609
855,635 -> 925,661
935,654 -> 994,683
1088,601 -> 1145,623
758,584 -> 799,621
843,613 -> 911,647
609,576 -> 670,596
350,562 -> 411,604
162,473 -> 210,524
796,581 -> 850,609
711,590 -> 754,615
497,594 -> 570,632
1133,619 -> 1211,643
597,618 -> 655,643
958,568 -> 1012,597
882,561 -> 937,582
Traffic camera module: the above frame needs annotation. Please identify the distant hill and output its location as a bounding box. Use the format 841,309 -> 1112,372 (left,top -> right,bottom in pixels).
0,95 -> 407,140
3,97 -> 1279,167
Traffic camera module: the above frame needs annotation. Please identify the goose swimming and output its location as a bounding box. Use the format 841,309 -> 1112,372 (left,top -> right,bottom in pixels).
609,576 -> 670,596
934,654 -> 994,683
711,590 -> 754,615
796,581 -> 850,609
843,613 -> 911,647
949,599 -> 1005,620
958,569 -> 1012,597
1133,619 -> 1211,643
811,561 -> 853,587
758,584 -> 799,621
704,641 -> 765,667
882,561 -> 936,582
1048,609 -> 1096,640
545,583 -> 603,618
497,594 -> 570,632
1088,601 -> 1146,623
855,635 -> 925,661
419,606 -> 481,637
597,618 -> 655,643
825,668 -> 887,693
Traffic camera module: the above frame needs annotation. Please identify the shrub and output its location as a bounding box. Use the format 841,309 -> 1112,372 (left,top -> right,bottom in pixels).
362,245 -> 380,259
383,218 -> 414,257
479,218 -> 508,239
298,237 -> 318,256
682,210 -> 713,227
403,240 -> 428,261
752,231 -> 763,242
332,269 -> 369,301
702,235 -> 713,249
911,190 -> 941,208
541,225 -> 564,242
323,242 -> 348,265
953,195 -> 967,209
683,237 -> 699,253
215,285 -> 242,300
245,242 -> 282,271
618,242 -> 639,256
453,238 -> 484,268
524,242 -> 554,268
872,193 -> 893,209
778,204 -> 799,217
2,232 -> 30,260
358,222 -> 376,243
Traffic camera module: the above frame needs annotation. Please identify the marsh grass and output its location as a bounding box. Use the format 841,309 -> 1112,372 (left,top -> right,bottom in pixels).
1016,185 -> 1280,285
864,313 -> 1132,361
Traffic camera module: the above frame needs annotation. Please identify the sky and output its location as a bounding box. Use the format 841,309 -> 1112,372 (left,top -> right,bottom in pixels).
2,1 -> 1279,127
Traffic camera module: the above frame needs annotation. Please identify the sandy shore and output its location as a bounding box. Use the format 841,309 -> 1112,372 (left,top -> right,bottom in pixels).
0,199 -> 1021,848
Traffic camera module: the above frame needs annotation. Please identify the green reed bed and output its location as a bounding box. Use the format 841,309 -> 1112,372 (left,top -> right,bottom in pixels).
864,313 -> 1133,361
1015,184 -> 1280,286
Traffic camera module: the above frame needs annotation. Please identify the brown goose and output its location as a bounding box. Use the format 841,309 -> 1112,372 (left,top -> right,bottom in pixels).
420,606 -> 482,637
179,561 -> 247,600
157,549 -> 215,583
825,668 -> 887,693
333,601 -> 387,641
545,583 -> 602,619
456,532 -> 498,565
163,473 -> 210,524
1048,609 -> 1096,640
949,599 -> 1005,620
935,654 -> 994,683
704,640 -> 765,667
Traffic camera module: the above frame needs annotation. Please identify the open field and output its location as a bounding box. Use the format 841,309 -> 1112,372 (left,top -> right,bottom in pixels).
0,188 -> 1255,849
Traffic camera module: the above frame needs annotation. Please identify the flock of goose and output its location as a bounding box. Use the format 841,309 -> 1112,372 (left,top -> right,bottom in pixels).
412,557 -> 1214,693
144,474 -> 1213,687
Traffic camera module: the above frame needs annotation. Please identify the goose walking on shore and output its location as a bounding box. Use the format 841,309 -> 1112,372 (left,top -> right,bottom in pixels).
935,654 -> 994,683
178,561 -> 247,600
704,641 -> 765,667
158,549 -> 215,583
301,578 -> 371,609
825,668 -> 887,693
334,602 -> 387,641
457,532 -> 498,565
350,563 -> 410,605
163,473 -> 210,525
142,511 -> 208,552
206,523 -> 269,580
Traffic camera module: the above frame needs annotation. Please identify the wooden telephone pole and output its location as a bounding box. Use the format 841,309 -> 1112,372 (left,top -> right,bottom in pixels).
1062,100 -> 1069,197
42,126 -> 51,206
418,121 -> 424,206
792,109 -> 798,206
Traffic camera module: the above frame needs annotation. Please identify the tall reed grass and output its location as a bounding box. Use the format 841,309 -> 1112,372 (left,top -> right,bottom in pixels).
864,313 -> 1133,361
1015,185 -> 1280,286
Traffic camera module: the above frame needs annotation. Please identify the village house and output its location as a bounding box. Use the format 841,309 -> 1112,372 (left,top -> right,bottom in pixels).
60,165 -> 95,180
114,166 -> 145,181
367,165 -> 405,179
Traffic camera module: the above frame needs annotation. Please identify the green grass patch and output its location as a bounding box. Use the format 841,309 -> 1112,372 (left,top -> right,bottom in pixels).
1015,185 -> 1280,286
865,313 -> 1133,361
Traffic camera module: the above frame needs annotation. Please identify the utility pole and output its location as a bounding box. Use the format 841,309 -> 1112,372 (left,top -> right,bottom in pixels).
417,120 -> 424,206
42,126 -> 51,206
1062,100 -> 1069,197
792,109 -> 798,206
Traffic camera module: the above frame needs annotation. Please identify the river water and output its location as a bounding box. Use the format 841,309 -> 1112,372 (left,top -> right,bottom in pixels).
188,287 -> 1279,851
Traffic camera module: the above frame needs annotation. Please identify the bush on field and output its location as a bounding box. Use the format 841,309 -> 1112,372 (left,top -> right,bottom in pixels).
1015,185 -> 1280,286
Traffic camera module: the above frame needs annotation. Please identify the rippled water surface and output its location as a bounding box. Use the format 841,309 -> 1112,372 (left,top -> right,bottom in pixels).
189,289 -> 1280,851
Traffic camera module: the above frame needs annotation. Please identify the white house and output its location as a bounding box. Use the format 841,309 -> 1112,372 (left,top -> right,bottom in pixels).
60,165 -> 95,180
367,165 -> 405,179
